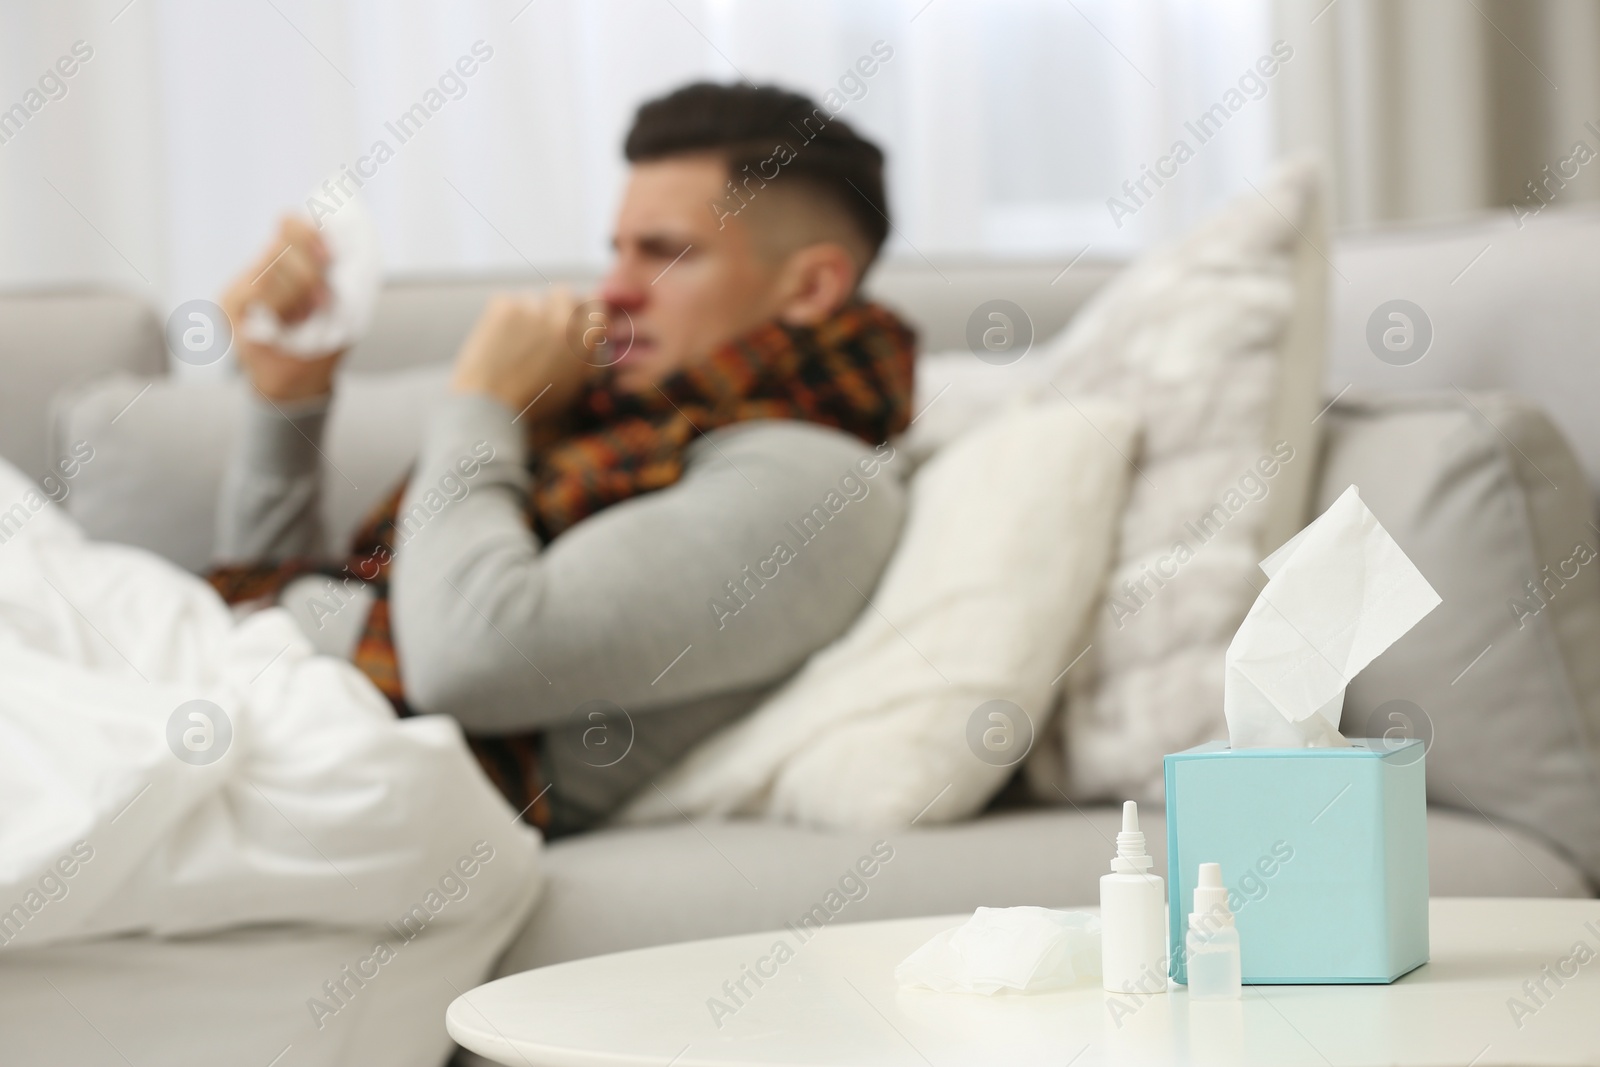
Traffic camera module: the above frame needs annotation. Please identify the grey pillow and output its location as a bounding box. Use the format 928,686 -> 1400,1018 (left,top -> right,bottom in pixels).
1319,391 -> 1600,886
49,366 -> 449,572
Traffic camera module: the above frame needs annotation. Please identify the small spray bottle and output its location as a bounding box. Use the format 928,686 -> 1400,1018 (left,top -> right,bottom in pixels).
1100,801 -> 1167,994
1185,862 -> 1241,999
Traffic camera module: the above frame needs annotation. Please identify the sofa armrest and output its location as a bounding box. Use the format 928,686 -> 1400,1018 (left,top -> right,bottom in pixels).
0,289 -> 164,485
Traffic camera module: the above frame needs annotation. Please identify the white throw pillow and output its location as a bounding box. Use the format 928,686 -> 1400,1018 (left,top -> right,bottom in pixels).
895,349 -> 1056,471
619,398 -> 1136,830
1024,160 -> 1328,804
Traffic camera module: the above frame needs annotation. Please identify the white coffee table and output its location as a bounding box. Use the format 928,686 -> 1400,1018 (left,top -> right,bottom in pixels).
449,898 -> 1600,1067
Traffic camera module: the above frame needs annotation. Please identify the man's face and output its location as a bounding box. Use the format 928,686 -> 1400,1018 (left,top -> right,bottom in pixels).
597,155 -> 785,391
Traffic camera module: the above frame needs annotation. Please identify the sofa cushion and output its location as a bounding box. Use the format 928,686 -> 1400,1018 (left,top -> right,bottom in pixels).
1318,391 -> 1600,884
50,367 -> 448,572
496,807 -> 1587,974
1327,205 -> 1600,497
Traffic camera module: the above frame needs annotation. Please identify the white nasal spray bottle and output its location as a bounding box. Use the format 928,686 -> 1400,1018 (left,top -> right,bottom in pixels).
1100,800 -> 1167,994
1185,862 -> 1241,999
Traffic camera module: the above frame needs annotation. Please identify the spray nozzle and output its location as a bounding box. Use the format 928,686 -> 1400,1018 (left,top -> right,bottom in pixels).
1110,800 -> 1154,874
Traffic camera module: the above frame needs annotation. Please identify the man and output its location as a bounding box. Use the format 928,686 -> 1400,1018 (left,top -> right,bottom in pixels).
210,83 -> 915,835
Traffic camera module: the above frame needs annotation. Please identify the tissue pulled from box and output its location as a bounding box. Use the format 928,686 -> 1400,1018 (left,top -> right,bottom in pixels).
895,907 -> 1101,994
241,185 -> 382,358
1224,484 -> 1441,748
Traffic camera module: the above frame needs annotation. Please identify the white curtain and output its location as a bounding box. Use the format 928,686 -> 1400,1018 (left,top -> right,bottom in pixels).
0,0 -> 1276,314
1275,0 -> 1600,228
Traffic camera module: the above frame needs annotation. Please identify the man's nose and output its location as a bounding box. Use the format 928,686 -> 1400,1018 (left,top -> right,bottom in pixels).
598,262 -> 647,312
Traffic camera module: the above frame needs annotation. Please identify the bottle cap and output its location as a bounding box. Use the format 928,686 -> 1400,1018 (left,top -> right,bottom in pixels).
1110,800 -> 1154,874
1189,861 -> 1234,931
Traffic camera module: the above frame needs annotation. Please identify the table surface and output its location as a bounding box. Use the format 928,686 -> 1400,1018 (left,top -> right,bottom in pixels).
448,898 -> 1600,1067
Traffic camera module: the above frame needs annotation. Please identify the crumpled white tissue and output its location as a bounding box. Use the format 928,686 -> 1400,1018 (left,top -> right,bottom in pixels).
895,907 -> 1102,994
241,186 -> 382,358
1225,484 -> 1442,748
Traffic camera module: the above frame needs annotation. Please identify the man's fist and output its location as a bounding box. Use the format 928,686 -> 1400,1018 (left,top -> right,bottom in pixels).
450,288 -> 592,420
221,216 -> 346,402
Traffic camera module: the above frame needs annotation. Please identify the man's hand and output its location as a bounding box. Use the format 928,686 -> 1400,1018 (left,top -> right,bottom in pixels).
450,288 -> 592,420
220,217 -> 346,403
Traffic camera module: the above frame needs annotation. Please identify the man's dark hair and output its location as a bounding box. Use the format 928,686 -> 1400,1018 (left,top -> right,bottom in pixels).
624,82 -> 890,266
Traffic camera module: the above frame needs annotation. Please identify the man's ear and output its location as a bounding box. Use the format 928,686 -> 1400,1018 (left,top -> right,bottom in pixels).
772,242 -> 860,327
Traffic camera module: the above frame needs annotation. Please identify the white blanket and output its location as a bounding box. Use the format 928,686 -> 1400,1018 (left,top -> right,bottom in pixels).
0,459 -> 541,951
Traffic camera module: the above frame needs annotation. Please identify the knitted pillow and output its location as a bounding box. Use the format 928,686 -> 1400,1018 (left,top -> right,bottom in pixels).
1025,160 -> 1328,803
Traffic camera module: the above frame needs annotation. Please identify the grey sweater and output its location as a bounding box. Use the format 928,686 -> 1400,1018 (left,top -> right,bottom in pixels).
215,391 -> 906,831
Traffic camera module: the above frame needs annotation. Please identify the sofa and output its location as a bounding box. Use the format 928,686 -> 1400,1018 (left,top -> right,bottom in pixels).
3,205 -> 1599,1065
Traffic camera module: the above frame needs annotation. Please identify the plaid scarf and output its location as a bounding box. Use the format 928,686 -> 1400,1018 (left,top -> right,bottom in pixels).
209,300 -> 916,832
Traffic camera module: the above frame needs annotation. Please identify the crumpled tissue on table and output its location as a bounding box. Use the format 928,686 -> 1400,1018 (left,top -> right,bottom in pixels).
895,907 -> 1102,994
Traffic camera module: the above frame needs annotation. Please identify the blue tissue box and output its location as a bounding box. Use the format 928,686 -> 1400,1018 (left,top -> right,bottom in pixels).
1163,739 -> 1429,984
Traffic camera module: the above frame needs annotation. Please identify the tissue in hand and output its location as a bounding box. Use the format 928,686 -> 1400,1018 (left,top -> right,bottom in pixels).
241,185 -> 382,358
895,907 -> 1101,994
1224,484 -> 1441,748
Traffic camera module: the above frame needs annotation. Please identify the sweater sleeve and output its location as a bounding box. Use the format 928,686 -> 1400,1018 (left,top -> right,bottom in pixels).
390,394 -> 907,734
214,392 -> 331,564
